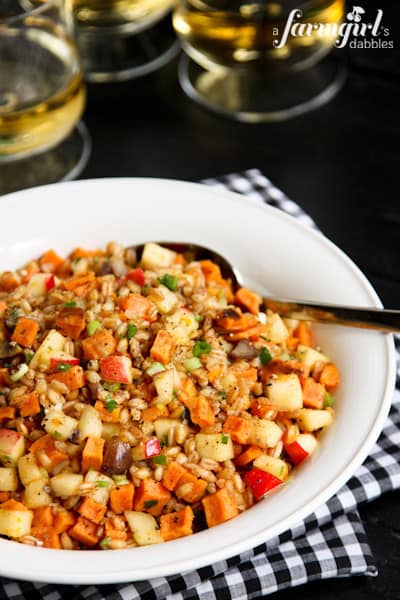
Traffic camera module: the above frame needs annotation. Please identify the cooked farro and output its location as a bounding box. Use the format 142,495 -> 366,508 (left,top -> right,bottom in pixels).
0,242 -> 338,549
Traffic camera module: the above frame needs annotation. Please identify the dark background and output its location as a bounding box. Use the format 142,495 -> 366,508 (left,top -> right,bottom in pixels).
80,1 -> 400,597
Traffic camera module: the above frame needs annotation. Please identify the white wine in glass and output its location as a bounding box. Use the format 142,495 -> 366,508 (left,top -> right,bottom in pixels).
0,0 -> 89,193
173,0 -> 346,121
73,0 -> 175,28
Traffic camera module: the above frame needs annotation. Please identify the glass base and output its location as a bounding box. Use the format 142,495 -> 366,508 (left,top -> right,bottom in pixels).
0,122 -> 91,196
77,12 -> 180,83
178,53 -> 347,123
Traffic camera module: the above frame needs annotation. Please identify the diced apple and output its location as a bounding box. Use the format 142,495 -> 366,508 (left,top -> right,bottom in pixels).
84,470 -> 113,504
0,429 -> 26,466
79,405 -> 103,438
101,423 -> 121,441
29,329 -> 66,370
42,410 -> 78,441
195,433 -> 234,462
49,353 -> 80,369
297,409 -> 333,432
50,473 -> 83,497
18,453 -> 46,486
23,479 -> 52,508
125,510 -> 164,546
154,418 -> 182,441
284,433 -> 318,465
253,455 -> 289,480
267,373 -> 303,411
165,308 -> 199,345
100,355 -> 132,384
0,467 -> 19,491
250,419 -> 283,449
26,273 -> 54,297
265,313 -> 289,343
153,368 -> 174,404
296,344 -> 330,370
141,243 -> 176,270
149,286 -> 178,315
0,507 -> 33,538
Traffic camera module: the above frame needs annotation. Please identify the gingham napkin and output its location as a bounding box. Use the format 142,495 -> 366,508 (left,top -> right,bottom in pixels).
2,169 -> 399,600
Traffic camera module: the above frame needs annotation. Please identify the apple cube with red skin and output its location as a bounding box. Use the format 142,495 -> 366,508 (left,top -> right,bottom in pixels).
126,268 -> 145,287
144,438 -> 161,459
100,355 -> 132,384
284,433 -> 318,465
26,273 -> 55,297
0,429 -> 26,466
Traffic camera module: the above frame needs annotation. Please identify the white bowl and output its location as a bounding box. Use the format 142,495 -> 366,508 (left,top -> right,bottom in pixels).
0,178 -> 395,584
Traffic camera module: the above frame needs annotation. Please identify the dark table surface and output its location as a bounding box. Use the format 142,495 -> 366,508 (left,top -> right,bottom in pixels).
79,3 -> 400,597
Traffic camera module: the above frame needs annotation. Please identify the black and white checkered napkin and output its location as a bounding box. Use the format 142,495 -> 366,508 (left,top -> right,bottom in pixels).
2,169 -> 399,600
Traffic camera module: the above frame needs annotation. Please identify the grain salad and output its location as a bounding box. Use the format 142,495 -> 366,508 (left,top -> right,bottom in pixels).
0,242 -> 339,550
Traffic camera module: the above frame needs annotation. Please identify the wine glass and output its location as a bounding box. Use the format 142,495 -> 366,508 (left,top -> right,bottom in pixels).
0,0 -> 90,194
71,0 -> 180,82
173,0 -> 347,122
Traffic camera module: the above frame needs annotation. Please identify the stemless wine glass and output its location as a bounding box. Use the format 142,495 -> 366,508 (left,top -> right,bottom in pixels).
173,0 -> 346,122
71,0 -> 180,82
0,0 -> 90,194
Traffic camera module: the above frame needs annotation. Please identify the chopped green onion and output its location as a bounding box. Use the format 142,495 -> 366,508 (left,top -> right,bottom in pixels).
144,499 -> 158,509
141,284 -> 150,296
219,391 -> 227,400
153,455 -> 167,465
100,536 -> 111,550
52,431 -> 63,440
160,436 -> 168,449
146,362 -> 166,376
57,362 -> 72,372
112,474 -> 129,485
183,357 -> 202,371
24,351 -> 34,364
158,273 -> 178,292
64,301 -> 77,307
192,340 -> 211,358
10,363 -> 29,382
96,480 -> 110,488
260,347 -> 272,365
103,382 -> 120,392
105,396 -> 119,413
181,407 -> 188,421
172,389 -> 178,400
279,466 -> 284,477
87,319 -> 102,336
126,324 -> 137,340
323,392 -> 334,408
193,313 -> 203,322
221,434 -> 229,444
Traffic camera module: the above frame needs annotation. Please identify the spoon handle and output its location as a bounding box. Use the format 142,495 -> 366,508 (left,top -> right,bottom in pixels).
263,298 -> 400,333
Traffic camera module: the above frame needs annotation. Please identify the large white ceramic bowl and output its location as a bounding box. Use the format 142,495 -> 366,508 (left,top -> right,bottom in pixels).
0,178 -> 395,584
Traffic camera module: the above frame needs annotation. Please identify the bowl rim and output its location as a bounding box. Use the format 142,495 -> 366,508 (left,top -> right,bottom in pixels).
0,177 -> 395,584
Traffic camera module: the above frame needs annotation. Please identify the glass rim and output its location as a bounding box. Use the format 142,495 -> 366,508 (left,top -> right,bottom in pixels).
2,0 -> 60,25
175,0 -> 342,17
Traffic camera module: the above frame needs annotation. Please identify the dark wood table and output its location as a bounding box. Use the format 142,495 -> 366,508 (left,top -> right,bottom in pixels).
80,4 -> 400,596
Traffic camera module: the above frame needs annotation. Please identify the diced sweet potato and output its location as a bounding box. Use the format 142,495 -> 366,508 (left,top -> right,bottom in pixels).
39,249 -> 64,273
48,365 -> 86,391
302,377 -> 325,409
16,391 -> 41,417
82,329 -> 117,360
150,330 -> 175,365
133,479 -> 171,516
68,516 -> 100,547
94,400 -> 122,424
56,306 -> 86,340
234,445 -> 263,467
175,471 -> 208,504
78,497 -> 107,524
109,482 -> 134,514
118,294 -> 154,321
32,505 -> 54,528
223,416 -> 253,444
53,509 -> 76,534
30,526 -> 62,549
12,317 -> 40,347
234,287 -> 261,315
81,436 -> 105,473
0,407 -> 16,423
293,322 -> 312,347
160,506 -> 194,541
184,394 -> 215,428
141,405 -> 169,422
202,488 -> 239,528
162,462 -> 188,492
318,363 -> 340,390
30,434 -> 69,471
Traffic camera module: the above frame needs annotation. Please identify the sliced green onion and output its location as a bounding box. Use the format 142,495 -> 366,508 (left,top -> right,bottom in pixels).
144,499 -> 158,509
105,396 -> 119,413
52,431 -> 63,440
112,474 -> 129,485
24,351 -> 34,364
221,434 -> 229,444
10,363 -> 29,382
146,362 -> 166,376
64,301 -> 77,307
323,392 -> 334,408
127,324 -> 137,340
100,536 -> 111,550
183,357 -> 202,371
103,382 -> 120,392
153,455 -> 167,465
87,319 -> 102,336
96,480 -> 110,488
181,407 -> 188,421
141,284 -> 150,296
260,347 -> 272,365
192,340 -> 211,358
219,391 -> 227,400
57,362 -> 72,372
193,313 -> 203,323
158,273 -> 178,292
